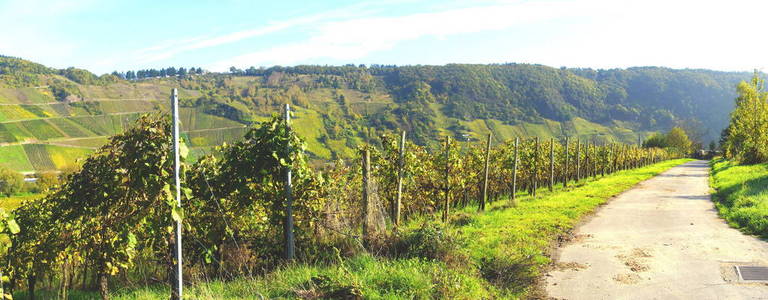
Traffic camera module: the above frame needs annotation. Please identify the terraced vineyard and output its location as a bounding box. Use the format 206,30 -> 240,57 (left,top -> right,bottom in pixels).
0,75 -> 657,173
0,81 -> 247,172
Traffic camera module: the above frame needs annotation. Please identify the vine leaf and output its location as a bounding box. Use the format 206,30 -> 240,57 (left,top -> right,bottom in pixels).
7,219 -> 19,234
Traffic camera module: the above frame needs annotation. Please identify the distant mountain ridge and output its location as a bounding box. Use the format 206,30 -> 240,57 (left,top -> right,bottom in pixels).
0,56 -> 750,172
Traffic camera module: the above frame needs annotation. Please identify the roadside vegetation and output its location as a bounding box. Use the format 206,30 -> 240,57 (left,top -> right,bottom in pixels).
710,159 -> 768,237
709,72 -> 768,238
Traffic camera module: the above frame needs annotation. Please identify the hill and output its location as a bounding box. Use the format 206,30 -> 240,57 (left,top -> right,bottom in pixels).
0,56 -> 751,172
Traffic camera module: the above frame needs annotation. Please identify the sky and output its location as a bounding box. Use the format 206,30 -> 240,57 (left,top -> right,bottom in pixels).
1,0 -> 766,74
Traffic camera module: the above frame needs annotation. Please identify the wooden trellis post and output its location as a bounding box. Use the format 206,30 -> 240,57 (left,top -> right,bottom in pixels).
394,130 -> 406,227
512,137 -> 519,203
443,136 -> 450,223
361,149 -> 372,247
533,137 -> 539,198
549,138 -> 554,192
610,143 -> 616,173
622,144 -> 628,170
480,133 -> 492,211
564,137 -> 569,187
584,141 -> 590,179
601,142 -> 606,177
593,141 -> 598,178
575,139 -> 581,181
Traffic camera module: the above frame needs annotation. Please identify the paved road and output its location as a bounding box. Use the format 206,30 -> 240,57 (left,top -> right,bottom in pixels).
546,160 -> 768,300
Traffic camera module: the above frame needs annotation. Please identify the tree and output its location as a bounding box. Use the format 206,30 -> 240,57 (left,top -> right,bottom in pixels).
229,66 -> 244,75
642,133 -> 669,149
666,127 -> 693,155
0,167 -> 23,197
722,72 -> 768,164
35,172 -> 59,193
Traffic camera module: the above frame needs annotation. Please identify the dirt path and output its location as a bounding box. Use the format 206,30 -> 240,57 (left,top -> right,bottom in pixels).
546,160 -> 768,299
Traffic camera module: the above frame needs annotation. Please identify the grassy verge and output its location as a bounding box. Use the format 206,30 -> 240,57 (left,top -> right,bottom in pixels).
18,159 -> 690,299
710,158 -> 768,238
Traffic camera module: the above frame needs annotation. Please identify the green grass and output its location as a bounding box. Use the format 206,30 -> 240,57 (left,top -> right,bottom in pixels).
0,145 -> 33,171
710,158 -> 768,237
45,158 -> 689,299
14,255 -> 489,300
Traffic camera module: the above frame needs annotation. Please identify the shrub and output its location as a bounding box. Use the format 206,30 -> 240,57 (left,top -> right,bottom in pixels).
0,166 -> 23,196
390,222 -> 468,266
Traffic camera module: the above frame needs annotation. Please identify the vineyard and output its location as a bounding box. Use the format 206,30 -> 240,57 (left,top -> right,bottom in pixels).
0,108 -> 676,299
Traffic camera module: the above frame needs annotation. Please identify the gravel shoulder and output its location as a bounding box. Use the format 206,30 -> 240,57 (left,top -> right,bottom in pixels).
546,160 -> 768,300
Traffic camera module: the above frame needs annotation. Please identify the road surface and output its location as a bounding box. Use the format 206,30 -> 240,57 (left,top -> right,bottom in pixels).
546,160 -> 768,299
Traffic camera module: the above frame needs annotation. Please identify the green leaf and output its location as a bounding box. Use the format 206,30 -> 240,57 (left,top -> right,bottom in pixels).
7,219 -> 19,234
179,141 -> 190,159
171,206 -> 184,222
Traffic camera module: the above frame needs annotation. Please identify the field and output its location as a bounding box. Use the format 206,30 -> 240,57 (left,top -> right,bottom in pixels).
186,127 -> 247,147
710,158 -> 768,237
292,107 -> 333,158
47,118 -> 91,137
19,119 -> 66,140
0,145 -> 34,171
21,158 -> 688,299
23,144 -> 57,171
0,105 -> 39,121
45,144 -> 93,169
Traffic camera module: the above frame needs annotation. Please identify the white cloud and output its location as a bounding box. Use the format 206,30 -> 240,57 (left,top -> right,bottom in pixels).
207,0 -> 768,72
209,0 -> 595,70
504,0 -> 768,71
134,2 -> 373,64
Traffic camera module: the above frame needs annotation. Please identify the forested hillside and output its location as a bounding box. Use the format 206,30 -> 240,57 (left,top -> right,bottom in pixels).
0,55 -> 749,172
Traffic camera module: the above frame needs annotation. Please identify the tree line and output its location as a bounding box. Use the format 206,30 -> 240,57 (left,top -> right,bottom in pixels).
111,67 -> 205,80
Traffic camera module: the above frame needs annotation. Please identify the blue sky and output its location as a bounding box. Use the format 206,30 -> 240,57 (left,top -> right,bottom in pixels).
1,0 -> 766,74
